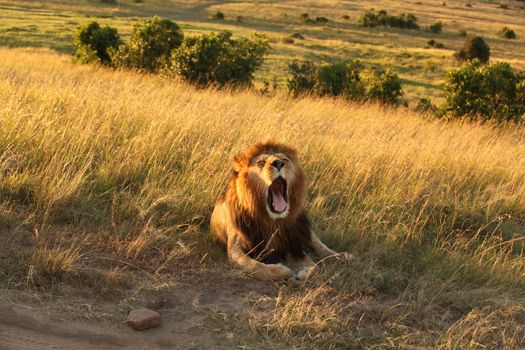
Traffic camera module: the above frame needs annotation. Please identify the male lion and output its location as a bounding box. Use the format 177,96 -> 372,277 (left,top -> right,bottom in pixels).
211,142 -> 352,280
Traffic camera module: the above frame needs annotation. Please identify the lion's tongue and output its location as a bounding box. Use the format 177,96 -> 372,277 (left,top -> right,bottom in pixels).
271,190 -> 287,213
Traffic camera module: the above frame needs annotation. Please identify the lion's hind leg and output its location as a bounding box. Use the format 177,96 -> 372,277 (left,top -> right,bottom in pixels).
227,234 -> 294,281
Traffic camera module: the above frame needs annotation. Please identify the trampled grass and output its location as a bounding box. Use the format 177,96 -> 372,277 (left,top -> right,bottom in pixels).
1,0 -> 524,103
1,46 -> 525,348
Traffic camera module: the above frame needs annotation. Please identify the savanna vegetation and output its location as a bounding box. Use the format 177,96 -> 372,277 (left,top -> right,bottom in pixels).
1,0 -> 525,349
1,0 -> 524,104
2,45 -> 525,349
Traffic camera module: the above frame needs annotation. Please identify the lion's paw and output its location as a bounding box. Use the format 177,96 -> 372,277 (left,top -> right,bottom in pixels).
263,263 -> 294,280
295,265 -> 319,281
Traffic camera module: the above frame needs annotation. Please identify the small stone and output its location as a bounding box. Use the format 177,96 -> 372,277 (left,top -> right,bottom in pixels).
127,308 -> 161,331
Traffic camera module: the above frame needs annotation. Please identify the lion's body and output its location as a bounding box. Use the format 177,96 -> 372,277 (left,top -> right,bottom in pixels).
211,142 -> 352,280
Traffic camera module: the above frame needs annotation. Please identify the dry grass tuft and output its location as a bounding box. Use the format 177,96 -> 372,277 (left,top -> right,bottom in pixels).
28,230 -> 84,288
439,305 -> 525,349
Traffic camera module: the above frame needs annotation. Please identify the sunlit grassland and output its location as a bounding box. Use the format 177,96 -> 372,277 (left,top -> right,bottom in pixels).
1,0 -> 524,104
1,47 -> 525,348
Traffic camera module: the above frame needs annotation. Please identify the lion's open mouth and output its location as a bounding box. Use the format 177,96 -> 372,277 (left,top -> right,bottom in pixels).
268,177 -> 288,214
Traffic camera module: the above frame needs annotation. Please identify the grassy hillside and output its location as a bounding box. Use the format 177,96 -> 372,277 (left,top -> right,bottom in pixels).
1,46 -> 525,348
1,0 -> 524,103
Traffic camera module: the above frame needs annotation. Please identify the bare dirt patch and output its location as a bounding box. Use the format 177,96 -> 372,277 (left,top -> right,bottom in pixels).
0,269 -> 281,350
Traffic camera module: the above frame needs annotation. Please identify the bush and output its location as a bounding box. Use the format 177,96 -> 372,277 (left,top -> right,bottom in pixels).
172,31 -> 269,87
73,22 -> 120,64
287,60 -> 317,96
302,14 -> 329,25
500,27 -> 516,39
360,68 -> 403,105
316,60 -> 364,97
359,10 -> 419,29
111,17 -> 183,72
213,11 -> 225,20
427,39 -> 445,48
287,59 -> 403,104
291,32 -> 305,40
314,16 -> 329,24
428,21 -> 443,34
455,36 -> 490,63
413,98 -> 437,113
443,60 -> 525,122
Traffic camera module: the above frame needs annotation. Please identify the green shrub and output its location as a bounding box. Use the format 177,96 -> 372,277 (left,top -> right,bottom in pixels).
454,36 -> 490,63
172,31 -> 269,87
291,32 -> 305,40
458,30 -> 467,37
443,60 -> 525,122
413,98 -> 437,113
314,16 -> 329,23
287,59 -> 403,104
359,10 -> 419,29
111,17 -> 183,72
360,68 -> 403,105
73,21 -> 120,64
359,10 -> 378,27
212,11 -> 225,20
427,39 -> 445,48
428,21 -> 443,34
500,27 -> 516,39
287,60 -> 317,96
316,60 -> 364,97
302,14 -> 329,25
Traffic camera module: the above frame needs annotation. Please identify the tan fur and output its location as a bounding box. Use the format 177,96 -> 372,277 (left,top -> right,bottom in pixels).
211,142 -> 353,280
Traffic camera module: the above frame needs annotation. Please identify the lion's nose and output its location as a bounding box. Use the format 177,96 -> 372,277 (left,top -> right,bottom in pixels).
272,160 -> 286,171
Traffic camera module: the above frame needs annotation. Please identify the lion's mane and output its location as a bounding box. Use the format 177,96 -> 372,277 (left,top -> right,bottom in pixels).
215,142 -> 311,263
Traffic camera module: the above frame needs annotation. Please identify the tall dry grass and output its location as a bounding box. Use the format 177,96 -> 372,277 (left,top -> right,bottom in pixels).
1,47 -> 525,348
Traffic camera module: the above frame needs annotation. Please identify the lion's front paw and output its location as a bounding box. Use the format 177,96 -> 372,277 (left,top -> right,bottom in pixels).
295,265 -> 319,281
253,263 -> 294,280
269,263 -> 294,279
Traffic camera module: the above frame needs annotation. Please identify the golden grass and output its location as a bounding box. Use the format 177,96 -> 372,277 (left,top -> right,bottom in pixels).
1,46 -> 525,348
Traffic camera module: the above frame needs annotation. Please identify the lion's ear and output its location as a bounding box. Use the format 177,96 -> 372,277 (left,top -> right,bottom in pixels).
233,154 -> 247,172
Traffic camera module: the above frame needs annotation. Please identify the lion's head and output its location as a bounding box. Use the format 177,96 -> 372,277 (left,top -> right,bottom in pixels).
232,142 -> 305,221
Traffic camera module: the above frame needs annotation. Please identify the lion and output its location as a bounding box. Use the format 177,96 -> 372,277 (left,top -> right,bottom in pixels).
210,141 -> 353,280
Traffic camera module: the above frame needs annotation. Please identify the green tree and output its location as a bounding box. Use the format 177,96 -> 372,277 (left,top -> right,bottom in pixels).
172,31 -> 269,87
455,36 -> 490,63
73,22 -> 120,64
111,17 -> 184,72
360,68 -> 403,105
443,60 -> 525,122
287,60 -> 317,96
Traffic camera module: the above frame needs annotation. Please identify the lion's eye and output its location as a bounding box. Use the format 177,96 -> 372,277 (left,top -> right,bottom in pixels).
257,160 -> 266,168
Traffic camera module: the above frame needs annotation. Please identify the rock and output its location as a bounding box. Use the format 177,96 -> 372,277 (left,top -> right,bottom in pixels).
127,308 -> 161,331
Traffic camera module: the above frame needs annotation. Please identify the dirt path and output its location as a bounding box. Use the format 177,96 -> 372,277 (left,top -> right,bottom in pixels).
0,272 -> 279,350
